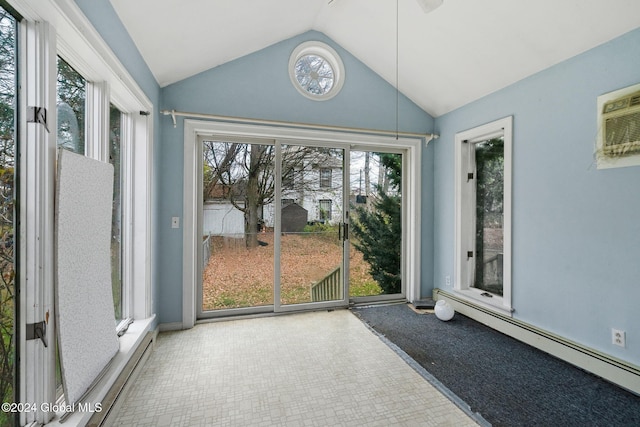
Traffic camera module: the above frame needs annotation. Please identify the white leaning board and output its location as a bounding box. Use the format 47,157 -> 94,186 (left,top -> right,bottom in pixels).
55,149 -> 119,406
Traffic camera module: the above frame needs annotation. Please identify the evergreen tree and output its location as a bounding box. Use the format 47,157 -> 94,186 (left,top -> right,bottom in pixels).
351,153 -> 402,294
474,138 -> 504,293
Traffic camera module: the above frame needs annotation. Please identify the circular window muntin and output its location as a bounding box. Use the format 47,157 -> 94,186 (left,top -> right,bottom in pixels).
289,41 -> 345,101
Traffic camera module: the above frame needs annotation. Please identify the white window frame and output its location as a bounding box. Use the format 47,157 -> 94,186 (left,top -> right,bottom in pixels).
454,116 -> 513,316
86,81 -> 110,162
19,18 -> 57,427
288,41 -> 345,101
11,0 -> 155,424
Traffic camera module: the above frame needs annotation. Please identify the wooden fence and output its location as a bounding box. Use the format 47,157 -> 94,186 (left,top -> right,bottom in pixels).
311,266 -> 343,302
203,234 -> 212,267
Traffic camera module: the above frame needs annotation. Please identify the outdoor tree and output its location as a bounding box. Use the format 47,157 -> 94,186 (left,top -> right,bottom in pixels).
351,153 -> 402,294
0,6 -> 16,416
203,141 -> 324,248
109,105 -> 122,319
57,57 -> 86,154
474,138 -> 504,290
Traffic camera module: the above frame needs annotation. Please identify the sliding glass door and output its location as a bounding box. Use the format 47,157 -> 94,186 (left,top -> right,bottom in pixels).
198,139 -> 406,317
276,144 -> 347,311
348,149 -> 404,302
200,139 -> 276,312
198,139 -> 349,316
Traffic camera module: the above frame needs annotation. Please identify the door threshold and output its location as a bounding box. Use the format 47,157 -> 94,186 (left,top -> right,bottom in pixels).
197,306 -> 350,324
349,298 -> 407,308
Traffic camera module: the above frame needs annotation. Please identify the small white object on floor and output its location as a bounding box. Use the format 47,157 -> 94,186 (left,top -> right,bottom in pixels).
435,300 -> 455,321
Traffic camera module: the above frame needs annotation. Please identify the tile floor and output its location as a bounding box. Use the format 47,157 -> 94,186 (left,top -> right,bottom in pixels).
109,310 -> 478,426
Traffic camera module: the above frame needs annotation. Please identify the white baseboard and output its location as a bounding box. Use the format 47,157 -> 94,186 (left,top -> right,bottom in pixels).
434,289 -> 640,396
158,321 -> 184,332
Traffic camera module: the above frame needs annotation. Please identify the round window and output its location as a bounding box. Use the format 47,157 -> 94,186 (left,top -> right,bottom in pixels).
289,41 -> 345,101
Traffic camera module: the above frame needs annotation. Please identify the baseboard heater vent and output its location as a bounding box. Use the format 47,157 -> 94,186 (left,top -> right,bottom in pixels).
434,289 -> 640,395
86,331 -> 155,426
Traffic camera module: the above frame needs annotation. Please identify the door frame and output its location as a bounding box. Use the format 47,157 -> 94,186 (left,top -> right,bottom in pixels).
347,145 -> 408,305
183,119 -> 423,327
273,141 -> 350,313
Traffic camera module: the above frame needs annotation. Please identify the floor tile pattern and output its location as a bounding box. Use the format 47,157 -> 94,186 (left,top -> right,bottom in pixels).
110,310 -> 478,426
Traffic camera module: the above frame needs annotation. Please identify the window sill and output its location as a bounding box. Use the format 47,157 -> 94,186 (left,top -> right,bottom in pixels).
46,315 -> 156,426
453,288 -> 513,317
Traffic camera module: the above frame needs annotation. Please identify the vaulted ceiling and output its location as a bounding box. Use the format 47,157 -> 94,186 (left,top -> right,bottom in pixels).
110,0 -> 640,117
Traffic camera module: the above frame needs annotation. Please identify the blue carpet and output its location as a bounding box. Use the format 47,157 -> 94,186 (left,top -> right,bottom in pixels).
352,303 -> 640,427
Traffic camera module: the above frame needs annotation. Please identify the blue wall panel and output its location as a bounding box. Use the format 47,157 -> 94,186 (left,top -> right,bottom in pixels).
430,27 -> 640,365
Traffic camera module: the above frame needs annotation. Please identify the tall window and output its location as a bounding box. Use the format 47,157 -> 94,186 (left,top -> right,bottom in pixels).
57,57 -> 86,154
455,117 -> 512,313
472,138 -> 504,295
11,5 -> 153,422
55,56 -> 89,400
0,6 -> 17,421
110,105 -> 123,322
54,57 -> 88,399
319,168 -> 332,188
319,199 -> 332,221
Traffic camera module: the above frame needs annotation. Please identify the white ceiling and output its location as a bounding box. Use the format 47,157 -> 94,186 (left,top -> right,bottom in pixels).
110,0 -> 640,117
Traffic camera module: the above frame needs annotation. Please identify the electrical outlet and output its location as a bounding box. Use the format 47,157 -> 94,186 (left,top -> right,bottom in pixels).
445,275 -> 451,286
171,216 -> 180,229
612,329 -> 626,348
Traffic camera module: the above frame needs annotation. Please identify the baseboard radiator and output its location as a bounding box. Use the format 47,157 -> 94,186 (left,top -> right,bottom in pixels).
433,289 -> 640,396
86,331 -> 155,426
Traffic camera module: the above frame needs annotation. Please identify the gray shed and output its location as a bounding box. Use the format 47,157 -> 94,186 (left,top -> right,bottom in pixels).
281,203 -> 308,233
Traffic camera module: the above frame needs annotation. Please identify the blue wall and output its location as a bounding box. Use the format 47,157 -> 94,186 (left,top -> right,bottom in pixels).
159,31 -> 434,323
430,28 -> 640,365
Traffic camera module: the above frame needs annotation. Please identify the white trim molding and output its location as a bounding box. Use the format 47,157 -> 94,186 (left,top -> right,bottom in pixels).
454,116 -> 513,315
10,0 -> 152,112
19,19 -> 57,426
85,81 -> 110,162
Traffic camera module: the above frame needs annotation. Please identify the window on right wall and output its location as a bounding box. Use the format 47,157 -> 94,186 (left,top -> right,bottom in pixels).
455,116 -> 513,315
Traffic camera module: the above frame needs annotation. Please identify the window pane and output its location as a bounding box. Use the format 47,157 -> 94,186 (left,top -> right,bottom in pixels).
473,138 -> 504,295
201,140 -> 275,311
109,105 -> 122,322
280,145 -> 343,306
55,58 -> 87,396
57,57 -> 86,154
295,55 -> 334,95
320,168 -> 331,188
0,7 -> 17,419
350,152 -> 403,296
319,199 -> 332,221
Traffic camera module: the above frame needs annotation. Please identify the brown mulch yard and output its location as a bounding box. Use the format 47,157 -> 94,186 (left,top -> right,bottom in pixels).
202,233 -> 381,310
